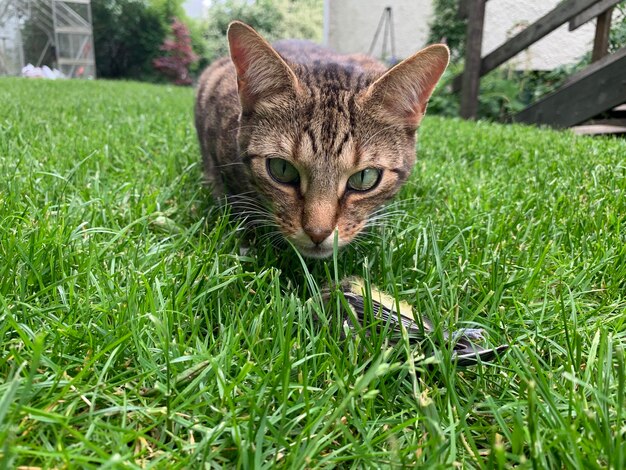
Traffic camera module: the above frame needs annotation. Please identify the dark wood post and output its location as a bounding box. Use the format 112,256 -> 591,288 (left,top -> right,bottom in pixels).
591,7 -> 614,62
460,0 -> 486,119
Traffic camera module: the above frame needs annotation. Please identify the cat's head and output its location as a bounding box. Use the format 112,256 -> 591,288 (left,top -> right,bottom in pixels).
228,21 -> 449,258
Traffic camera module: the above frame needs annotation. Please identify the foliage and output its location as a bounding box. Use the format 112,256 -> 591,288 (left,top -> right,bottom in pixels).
427,65 -> 460,118
1,77 -> 626,467
201,0 -> 323,62
428,64 -> 526,121
140,0 -> 210,79
273,0 -> 324,41
517,62 -> 585,104
149,0 -> 187,22
186,20 -> 211,76
427,0 -> 465,60
92,0 -> 166,80
153,18 -> 198,85
610,1 -> 626,52
427,0 -> 626,119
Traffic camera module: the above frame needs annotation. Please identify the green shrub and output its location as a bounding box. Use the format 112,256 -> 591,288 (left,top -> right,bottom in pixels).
428,64 -> 525,121
610,2 -> 626,52
92,0 -> 166,80
427,0 -> 465,60
200,0 -> 323,63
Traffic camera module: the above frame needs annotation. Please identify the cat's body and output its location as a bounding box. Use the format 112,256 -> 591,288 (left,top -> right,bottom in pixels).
195,22 -> 448,258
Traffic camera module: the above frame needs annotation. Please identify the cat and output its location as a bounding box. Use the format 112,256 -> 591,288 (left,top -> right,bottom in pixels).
195,21 -> 449,258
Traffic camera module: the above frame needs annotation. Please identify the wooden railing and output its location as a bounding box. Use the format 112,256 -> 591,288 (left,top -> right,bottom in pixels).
456,0 -> 621,120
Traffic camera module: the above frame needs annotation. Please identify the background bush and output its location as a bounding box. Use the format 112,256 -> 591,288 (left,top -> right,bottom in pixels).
610,2 -> 626,52
92,0 -> 166,80
200,0 -> 323,63
153,18 -> 198,85
427,0 -> 466,61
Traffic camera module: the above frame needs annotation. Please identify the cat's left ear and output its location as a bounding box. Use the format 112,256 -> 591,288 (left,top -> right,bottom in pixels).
362,44 -> 450,129
227,21 -> 300,113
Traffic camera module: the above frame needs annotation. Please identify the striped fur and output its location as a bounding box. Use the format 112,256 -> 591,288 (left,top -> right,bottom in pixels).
195,21 -> 449,258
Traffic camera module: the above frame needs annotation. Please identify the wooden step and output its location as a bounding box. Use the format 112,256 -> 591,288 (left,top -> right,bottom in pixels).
571,124 -> 626,135
514,46 -> 626,128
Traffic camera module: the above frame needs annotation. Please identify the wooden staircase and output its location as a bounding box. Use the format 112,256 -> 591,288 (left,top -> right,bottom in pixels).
456,0 -> 626,135
514,47 -> 626,131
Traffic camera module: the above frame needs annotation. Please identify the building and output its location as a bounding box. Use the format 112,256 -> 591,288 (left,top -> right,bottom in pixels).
0,0 -> 96,78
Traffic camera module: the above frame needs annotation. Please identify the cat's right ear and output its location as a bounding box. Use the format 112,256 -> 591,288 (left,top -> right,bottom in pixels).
227,21 -> 300,113
361,44 -> 450,129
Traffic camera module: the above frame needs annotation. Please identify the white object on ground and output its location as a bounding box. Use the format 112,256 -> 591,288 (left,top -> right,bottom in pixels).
21,63 -> 66,79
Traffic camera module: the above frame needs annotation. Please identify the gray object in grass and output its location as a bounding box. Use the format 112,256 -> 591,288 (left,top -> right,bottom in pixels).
325,277 -> 509,367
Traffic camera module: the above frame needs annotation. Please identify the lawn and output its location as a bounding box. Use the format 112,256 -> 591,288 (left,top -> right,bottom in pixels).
1,77 -> 625,468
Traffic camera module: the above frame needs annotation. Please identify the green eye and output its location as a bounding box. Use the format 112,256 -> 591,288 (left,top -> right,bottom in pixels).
347,168 -> 381,191
267,158 -> 300,184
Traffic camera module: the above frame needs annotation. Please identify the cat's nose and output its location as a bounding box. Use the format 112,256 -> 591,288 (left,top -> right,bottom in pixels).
304,226 -> 333,245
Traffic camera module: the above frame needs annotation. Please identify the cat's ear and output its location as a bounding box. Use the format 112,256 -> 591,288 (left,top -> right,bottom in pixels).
362,44 -> 449,128
227,21 -> 300,113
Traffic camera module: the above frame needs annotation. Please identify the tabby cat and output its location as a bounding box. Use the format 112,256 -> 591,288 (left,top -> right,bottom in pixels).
195,21 -> 449,258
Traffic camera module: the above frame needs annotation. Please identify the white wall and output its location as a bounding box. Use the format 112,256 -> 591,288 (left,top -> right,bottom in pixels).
482,0 -> 595,70
325,0 -> 435,60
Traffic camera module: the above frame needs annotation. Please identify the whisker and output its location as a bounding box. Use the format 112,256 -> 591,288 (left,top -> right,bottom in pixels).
229,206 -> 272,215
367,212 -> 410,222
215,162 -> 246,169
369,204 -> 411,216
239,218 -> 275,226
258,231 -> 284,243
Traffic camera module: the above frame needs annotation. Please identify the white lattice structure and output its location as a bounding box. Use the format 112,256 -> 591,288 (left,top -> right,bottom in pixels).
0,0 -> 95,78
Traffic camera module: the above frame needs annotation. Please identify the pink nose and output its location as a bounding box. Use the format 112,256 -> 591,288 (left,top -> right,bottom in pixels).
304,226 -> 333,245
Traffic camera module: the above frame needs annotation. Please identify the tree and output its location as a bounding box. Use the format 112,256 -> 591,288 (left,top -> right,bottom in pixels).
153,18 -> 198,85
91,0 -> 166,80
149,0 -> 186,22
609,3 -> 626,53
201,0 -> 323,62
427,0 -> 466,60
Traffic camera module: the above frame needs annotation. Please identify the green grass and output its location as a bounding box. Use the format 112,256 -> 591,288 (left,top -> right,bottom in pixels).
1,77 -> 625,468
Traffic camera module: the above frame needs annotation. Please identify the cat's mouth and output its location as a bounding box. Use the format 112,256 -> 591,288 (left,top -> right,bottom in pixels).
288,229 -> 343,259
296,244 -> 335,259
